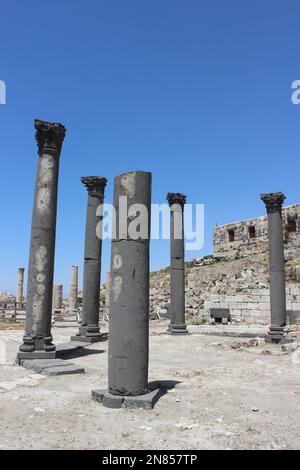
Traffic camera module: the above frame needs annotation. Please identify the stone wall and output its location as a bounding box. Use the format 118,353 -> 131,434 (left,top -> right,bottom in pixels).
148,200 -> 300,326
213,203 -> 300,259
149,253 -> 300,325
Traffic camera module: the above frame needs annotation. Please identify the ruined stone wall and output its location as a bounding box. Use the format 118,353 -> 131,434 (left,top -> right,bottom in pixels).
214,203 -> 300,259
149,252 -> 300,325
148,200 -> 300,326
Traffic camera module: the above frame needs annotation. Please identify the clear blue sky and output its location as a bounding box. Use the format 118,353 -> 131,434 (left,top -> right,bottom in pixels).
0,0 -> 299,295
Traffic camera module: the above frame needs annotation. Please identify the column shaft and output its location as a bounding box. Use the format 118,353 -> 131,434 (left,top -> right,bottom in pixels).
70,266 -> 78,310
19,119 -> 66,358
52,285 -> 63,310
167,193 -> 188,334
73,177 -> 107,342
261,192 -> 286,342
108,171 -> 151,396
16,268 -> 25,306
105,271 -> 111,310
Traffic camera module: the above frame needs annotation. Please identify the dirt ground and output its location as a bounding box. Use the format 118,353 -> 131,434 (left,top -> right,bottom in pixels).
0,322 -> 299,450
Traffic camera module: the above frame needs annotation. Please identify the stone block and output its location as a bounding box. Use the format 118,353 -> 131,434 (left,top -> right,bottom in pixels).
43,364 -> 85,376
91,387 -> 162,410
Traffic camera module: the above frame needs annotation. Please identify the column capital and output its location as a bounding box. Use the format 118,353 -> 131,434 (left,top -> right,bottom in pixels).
18,267 -> 25,272
166,192 -> 187,207
260,192 -> 286,213
35,119 -> 66,155
81,176 -> 107,198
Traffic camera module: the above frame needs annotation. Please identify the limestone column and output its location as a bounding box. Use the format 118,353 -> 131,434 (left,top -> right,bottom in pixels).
70,265 -> 78,310
72,177 -> 107,342
16,267 -> 25,307
166,193 -> 188,334
52,285 -> 63,310
18,119 -> 66,360
92,171 -> 160,409
261,192 -> 287,342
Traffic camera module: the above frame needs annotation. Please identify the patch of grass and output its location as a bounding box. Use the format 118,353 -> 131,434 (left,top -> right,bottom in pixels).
0,321 -> 24,330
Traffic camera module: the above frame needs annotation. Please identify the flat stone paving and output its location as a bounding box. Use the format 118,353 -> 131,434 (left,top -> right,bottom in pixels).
0,322 -> 299,450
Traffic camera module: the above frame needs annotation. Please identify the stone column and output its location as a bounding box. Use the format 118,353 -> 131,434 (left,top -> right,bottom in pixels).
72,177 -> 107,343
52,285 -> 63,310
92,171 -> 160,409
105,271 -> 111,312
16,267 -> 25,307
18,119 -> 66,360
70,265 -> 78,310
261,192 -> 287,342
166,193 -> 188,334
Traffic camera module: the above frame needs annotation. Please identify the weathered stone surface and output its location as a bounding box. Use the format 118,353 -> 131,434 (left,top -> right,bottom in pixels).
18,119 -> 66,359
281,342 -> 299,353
92,387 -> 161,410
21,358 -> 85,375
230,337 -> 265,349
43,364 -> 84,376
75,176 -> 107,342
166,193 -> 188,335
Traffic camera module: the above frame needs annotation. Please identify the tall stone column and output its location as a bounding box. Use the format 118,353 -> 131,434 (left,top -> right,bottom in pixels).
70,265 -> 78,310
52,285 -> 63,311
72,177 -> 107,342
92,171 -> 161,409
261,192 -> 287,342
105,271 -> 111,311
18,119 -> 66,360
166,193 -> 188,334
16,267 -> 25,307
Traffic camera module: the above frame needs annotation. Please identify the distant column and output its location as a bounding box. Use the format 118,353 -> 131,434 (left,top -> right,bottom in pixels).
16,267 -> 25,307
52,285 -> 63,310
261,192 -> 287,342
92,171 -> 161,409
166,193 -> 188,335
105,271 -> 111,311
18,119 -> 66,360
72,177 -> 107,342
70,266 -> 78,310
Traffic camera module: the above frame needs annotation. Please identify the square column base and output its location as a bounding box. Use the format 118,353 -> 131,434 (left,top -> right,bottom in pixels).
167,324 -> 190,335
17,350 -> 56,364
91,388 -> 162,410
70,335 -> 103,343
266,326 -> 285,344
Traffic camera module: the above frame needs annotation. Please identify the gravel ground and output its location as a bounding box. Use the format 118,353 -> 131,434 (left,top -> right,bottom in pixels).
0,322 -> 299,450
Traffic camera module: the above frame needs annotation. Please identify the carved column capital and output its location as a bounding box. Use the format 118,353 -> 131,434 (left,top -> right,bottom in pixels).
260,192 -> 286,213
81,176 -> 107,198
166,192 -> 187,207
35,119 -> 66,155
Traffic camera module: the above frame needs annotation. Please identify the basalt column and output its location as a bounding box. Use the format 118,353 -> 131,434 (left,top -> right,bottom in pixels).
16,268 -> 25,307
167,193 -> 188,334
261,192 -> 287,342
70,265 -> 78,310
18,120 -> 66,360
72,177 -> 107,342
92,171 -> 161,409
52,285 -> 63,311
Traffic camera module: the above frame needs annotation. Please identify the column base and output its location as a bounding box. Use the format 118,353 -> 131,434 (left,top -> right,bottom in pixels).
91,387 -> 162,410
17,350 -> 56,363
266,326 -> 285,343
70,334 -> 105,343
71,325 -> 107,343
167,323 -> 189,335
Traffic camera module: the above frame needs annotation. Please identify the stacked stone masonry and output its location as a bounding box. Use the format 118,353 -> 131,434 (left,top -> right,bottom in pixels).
214,203 -> 300,260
